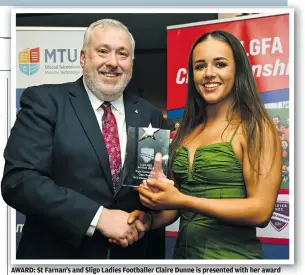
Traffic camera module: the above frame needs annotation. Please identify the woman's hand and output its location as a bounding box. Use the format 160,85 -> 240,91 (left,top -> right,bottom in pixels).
148,152 -> 166,180
136,178 -> 184,210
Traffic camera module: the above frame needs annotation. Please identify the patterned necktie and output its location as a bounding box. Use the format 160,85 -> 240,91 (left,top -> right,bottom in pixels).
101,101 -> 121,192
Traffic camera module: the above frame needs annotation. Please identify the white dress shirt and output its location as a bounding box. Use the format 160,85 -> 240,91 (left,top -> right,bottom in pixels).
83,80 -> 127,236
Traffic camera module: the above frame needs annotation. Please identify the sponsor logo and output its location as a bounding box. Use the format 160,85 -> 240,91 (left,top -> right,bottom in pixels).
270,201 -> 289,232
19,47 -> 40,76
140,148 -> 154,163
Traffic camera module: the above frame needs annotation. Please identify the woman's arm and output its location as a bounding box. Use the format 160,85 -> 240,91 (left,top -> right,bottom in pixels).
137,125 -> 282,228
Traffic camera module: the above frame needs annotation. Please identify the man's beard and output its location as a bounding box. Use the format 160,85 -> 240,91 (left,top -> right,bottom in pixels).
83,67 -> 132,101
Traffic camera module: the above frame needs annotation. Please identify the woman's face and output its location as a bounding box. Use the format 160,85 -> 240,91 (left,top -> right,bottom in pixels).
192,37 -> 235,105
174,123 -> 180,130
273,117 -> 280,125
281,140 -> 288,150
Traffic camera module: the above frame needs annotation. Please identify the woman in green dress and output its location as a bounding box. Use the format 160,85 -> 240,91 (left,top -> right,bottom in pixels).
128,30 -> 282,259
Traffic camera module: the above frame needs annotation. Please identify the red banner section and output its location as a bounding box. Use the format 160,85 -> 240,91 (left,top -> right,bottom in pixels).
167,14 -> 289,110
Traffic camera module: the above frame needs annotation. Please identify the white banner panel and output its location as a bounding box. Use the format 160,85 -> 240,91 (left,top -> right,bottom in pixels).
16,28 -> 86,88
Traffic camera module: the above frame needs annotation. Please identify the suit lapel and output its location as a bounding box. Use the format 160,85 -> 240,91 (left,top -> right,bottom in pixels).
114,93 -> 141,195
124,92 -> 141,130
69,78 -> 114,193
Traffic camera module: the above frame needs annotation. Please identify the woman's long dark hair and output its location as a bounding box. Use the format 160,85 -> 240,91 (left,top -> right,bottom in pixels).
170,30 -> 278,177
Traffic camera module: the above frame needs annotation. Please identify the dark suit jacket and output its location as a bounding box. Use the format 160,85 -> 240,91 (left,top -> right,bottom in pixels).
1,77 -> 165,259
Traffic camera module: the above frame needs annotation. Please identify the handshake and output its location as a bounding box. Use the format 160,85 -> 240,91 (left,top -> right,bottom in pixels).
96,153 -> 169,247
96,208 -> 151,248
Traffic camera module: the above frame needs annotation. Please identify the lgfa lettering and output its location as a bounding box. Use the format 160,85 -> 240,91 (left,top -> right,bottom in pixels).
175,37 -> 286,84
240,37 -> 283,56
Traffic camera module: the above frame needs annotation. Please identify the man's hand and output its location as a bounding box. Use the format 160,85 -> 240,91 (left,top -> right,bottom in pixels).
97,208 -> 145,247
128,210 -> 153,232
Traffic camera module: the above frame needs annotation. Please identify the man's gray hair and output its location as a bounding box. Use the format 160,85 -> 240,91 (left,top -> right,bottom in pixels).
82,18 -> 135,59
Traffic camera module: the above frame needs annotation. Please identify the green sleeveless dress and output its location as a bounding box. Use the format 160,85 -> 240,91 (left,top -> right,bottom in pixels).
172,128 -> 262,259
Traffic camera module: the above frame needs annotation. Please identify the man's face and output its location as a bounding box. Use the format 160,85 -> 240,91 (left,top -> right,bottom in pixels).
80,26 -> 133,100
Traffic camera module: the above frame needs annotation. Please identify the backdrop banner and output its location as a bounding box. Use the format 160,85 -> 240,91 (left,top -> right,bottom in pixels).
167,13 -> 289,111
166,13 -> 290,246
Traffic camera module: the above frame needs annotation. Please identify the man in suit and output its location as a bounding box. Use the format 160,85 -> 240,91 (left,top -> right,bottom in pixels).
1,18 -> 165,259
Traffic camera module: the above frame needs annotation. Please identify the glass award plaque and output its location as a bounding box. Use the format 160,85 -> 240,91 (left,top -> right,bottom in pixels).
121,123 -> 170,187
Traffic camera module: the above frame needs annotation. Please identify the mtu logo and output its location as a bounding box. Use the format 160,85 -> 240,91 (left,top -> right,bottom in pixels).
19,47 -> 40,76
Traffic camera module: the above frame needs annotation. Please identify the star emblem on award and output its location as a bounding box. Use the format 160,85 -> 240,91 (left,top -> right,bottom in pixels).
139,123 -> 160,141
